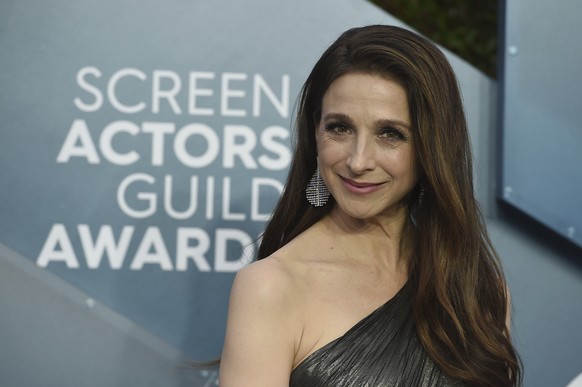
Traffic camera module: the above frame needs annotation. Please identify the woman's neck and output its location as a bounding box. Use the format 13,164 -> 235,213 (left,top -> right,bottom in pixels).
319,207 -> 411,273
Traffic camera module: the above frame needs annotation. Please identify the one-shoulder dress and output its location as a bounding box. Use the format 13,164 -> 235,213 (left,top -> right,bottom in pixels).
289,282 -> 461,386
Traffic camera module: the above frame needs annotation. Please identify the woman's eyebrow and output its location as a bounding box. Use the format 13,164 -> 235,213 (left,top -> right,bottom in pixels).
376,118 -> 411,130
322,113 -> 411,131
321,112 -> 353,123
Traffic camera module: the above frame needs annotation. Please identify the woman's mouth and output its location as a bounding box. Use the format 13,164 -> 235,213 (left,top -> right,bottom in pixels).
340,177 -> 385,194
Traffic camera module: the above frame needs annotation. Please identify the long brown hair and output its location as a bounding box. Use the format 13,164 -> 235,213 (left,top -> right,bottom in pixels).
258,25 -> 521,386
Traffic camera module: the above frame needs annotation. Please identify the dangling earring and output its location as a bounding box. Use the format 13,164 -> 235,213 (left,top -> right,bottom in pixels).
410,184 -> 425,227
306,161 -> 330,207
417,185 -> 425,208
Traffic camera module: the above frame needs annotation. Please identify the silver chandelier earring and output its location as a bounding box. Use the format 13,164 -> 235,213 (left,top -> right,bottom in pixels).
306,161 -> 330,207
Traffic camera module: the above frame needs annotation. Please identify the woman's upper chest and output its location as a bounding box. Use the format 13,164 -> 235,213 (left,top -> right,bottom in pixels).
290,264 -> 405,368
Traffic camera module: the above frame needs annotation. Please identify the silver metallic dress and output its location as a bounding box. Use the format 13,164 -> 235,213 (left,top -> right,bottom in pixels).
289,282 -> 461,386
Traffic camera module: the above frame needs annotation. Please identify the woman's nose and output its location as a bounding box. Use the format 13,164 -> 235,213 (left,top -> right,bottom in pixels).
346,136 -> 375,174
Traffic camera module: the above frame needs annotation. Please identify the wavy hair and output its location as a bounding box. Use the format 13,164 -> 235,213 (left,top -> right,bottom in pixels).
257,25 -> 522,386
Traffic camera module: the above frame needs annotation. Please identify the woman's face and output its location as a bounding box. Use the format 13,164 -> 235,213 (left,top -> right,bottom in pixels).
316,72 -> 418,221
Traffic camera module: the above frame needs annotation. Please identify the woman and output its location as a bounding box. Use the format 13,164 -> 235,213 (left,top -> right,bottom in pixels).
218,25 -> 521,386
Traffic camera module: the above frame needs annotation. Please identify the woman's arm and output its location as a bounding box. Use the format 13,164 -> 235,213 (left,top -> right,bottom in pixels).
219,259 -> 299,387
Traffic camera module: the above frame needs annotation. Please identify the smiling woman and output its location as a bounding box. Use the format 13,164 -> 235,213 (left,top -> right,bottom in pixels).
316,73 -> 417,221
217,25 -> 522,387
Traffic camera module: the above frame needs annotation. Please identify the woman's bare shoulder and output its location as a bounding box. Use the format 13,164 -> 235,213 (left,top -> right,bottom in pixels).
233,220 -> 328,307
219,256 -> 306,386
232,255 -> 303,303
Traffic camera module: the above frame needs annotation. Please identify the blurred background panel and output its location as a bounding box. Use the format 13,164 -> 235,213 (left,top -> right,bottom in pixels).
498,0 -> 582,249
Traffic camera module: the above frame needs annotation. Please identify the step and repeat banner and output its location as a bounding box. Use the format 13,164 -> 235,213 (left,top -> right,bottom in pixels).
0,0 -> 298,360
0,0 -> 395,363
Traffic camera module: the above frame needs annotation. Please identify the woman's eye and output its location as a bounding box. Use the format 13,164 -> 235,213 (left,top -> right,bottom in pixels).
379,128 -> 406,141
323,122 -> 350,134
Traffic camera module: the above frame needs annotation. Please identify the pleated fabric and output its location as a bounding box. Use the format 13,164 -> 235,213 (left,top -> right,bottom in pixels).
289,282 -> 462,387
